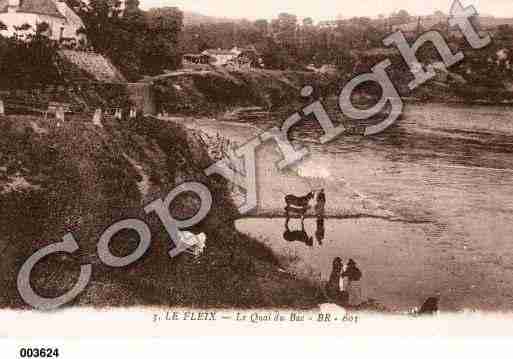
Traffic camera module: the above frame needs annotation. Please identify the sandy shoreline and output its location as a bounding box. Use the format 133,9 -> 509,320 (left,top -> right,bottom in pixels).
161,115 -> 400,221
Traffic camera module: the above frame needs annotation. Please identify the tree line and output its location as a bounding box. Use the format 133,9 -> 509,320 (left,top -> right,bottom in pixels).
0,4 -> 422,81
69,0 -> 183,80
2,3 -> 510,83
181,11 -> 420,71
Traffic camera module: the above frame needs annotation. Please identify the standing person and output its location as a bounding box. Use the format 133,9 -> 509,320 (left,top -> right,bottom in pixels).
315,189 -> 326,217
340,259 -> 362,307
325,257 -> 348,306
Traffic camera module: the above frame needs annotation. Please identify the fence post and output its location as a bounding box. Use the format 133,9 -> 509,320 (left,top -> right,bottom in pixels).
114,108 -> 122,120
56,105 -> 65,122
93,108 -> 103,127
129,107 -> 137,119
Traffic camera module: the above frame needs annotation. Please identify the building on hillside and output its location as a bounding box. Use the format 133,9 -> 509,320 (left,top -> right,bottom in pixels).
226,55 -> 252,70
0,0 -> 86,43
200,46 -> 262,68
318,20 -> 338,29
201,48 -> 238,66
183,53 -> 214,65
115,0 -> 139,16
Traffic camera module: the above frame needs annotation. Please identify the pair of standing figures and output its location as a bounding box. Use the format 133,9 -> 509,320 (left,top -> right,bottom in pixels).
326,257 -> 362,307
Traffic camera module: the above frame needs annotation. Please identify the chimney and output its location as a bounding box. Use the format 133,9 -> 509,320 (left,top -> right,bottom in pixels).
7,0 -> 20,12
56,0 -> 67,17
124,0 -> 140,13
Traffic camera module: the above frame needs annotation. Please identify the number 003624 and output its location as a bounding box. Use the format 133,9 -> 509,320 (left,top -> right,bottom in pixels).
19,347 -> 60,358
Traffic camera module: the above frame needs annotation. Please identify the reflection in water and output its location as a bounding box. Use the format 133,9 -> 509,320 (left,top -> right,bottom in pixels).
283,217 -> 313,247
315,216 -> 325,246
282,215 -> 326,247
237,217 -> 434,311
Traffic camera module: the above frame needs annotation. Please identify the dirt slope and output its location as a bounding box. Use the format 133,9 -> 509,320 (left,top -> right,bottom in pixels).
0,114 -> 322,309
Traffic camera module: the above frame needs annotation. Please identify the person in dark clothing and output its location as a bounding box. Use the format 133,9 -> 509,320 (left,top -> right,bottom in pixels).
315,189 -> 326,217
418,296 -> 439,315
342,259 -> 362,281
325,257 -> 349,306
340,259 -> 363,306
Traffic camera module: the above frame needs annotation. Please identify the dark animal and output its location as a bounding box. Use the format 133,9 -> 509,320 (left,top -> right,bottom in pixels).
283,220 -> 313,247
285,192 -> 314,208
418,297 -> 439,315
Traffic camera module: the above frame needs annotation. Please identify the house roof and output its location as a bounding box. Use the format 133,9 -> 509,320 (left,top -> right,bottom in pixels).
58,1 -> 84,27
203,49 -> 237,55
0,0 -> 66,18
184,53 -> 211,58
0,0 -> 9,12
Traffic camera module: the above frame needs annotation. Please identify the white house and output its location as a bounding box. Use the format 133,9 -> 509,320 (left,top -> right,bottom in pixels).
0,0 -> 85,42
201,46 -> 261,68
201,48 -> 239,66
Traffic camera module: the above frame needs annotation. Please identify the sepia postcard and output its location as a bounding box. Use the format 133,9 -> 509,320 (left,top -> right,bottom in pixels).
1,0 -> 513,355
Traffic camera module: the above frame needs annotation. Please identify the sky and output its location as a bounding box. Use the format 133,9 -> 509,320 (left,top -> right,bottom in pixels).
138,0 -> 513,21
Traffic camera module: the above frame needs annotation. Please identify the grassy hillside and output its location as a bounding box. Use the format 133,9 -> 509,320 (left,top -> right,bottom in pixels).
0,114 -> 322,309
151,68 -> 341,115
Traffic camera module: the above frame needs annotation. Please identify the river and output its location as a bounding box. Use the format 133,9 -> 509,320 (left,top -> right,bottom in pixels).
167,101 -> 513,312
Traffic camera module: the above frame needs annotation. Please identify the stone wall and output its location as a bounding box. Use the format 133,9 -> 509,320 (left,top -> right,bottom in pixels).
58,50 -> 127,84
0,83 -> 130,115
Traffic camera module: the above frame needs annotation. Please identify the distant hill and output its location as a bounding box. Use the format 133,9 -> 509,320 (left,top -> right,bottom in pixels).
183,11 -> 241,25
479,16 -> 513,28
392,14 -> 513,33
